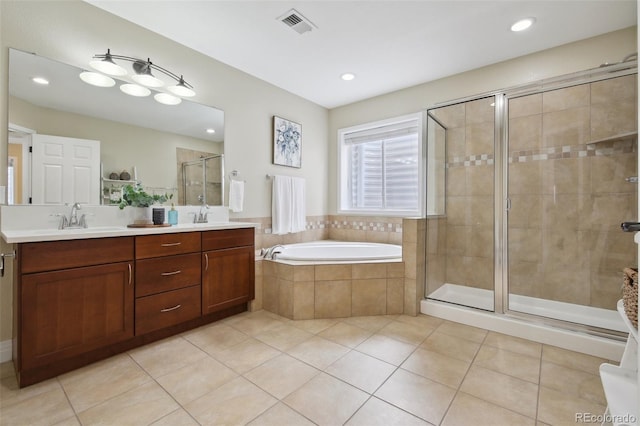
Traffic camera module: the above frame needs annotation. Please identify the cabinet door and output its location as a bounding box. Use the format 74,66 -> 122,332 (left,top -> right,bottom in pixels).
21,262 -> 134,369
202,246 -> 255,314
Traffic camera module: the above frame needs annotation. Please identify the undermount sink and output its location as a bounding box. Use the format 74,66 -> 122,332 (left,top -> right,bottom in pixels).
60,226 -> 125,232
16,226 -> 125,235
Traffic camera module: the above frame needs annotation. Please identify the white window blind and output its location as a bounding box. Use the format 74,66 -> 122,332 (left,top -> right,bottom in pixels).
341,118 -> 420,213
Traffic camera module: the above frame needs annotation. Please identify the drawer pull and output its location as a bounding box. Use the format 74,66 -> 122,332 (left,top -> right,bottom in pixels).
161,242 -> 182,247
160,304 -> 182,313
160,270 -> 182,276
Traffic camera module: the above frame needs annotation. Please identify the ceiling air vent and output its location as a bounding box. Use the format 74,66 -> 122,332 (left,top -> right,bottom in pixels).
278,9 -> 317,35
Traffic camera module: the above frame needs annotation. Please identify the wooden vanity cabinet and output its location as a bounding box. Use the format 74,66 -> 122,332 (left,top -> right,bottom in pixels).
16,237 -> 135,375
134,232 -> 202,335
202,228 -> 255,314
13,227 -> 255,387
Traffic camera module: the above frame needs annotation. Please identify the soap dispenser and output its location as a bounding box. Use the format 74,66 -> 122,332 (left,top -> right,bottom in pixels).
168,203 -> 178,225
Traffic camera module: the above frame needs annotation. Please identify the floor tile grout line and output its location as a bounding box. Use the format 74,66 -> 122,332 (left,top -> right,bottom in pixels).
239,316 -> 433,425
341,327 -> 435,424
57,353 -> 156,421
535,342 -> 544,423
55,376 -> 82,425
123,347 -> 202,426
434,327 -> 489,425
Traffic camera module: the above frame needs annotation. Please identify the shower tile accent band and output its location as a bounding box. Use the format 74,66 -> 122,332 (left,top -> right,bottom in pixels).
510,139 -> 636,163
446,138 -> 635,168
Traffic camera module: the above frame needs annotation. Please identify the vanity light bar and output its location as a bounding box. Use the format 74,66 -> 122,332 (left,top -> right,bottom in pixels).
82,49 -> 196,105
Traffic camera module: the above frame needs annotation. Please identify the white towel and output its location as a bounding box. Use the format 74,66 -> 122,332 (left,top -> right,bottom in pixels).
272,175 -> 306,235
290,177 -> 306,233
272,175 -> 292,235
229,180 -> 244,213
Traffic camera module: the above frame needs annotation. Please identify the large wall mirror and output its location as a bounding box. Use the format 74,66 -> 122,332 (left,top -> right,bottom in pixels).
8,48 -> 225,206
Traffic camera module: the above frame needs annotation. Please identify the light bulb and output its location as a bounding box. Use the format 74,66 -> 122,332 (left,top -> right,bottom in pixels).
167,83 -> 195,97
79,71 -> 115,87
120,84 -> 151,97
90,58 -> 127,76
154,92 -> 182,105
132,72 -> 164,88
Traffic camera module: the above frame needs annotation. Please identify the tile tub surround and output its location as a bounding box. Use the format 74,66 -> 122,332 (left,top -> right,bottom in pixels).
236,215 -> 404,252
261,260 -> 405,319
249,217 -> 424,318
0,310 -> 612,426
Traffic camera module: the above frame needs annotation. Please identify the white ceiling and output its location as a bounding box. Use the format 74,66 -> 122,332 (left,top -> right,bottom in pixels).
88,0 -> 637,109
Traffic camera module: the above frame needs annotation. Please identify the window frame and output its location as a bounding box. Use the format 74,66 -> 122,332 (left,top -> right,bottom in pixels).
337,112 -> 425,217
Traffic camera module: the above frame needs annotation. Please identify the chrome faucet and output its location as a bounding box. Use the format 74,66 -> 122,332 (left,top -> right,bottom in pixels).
57,202 -> 87,229
194,203 -> 209,223
262,244 -> 284,260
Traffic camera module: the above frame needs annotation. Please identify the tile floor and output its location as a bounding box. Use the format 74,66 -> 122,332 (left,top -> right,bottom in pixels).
0,310 -> 614,426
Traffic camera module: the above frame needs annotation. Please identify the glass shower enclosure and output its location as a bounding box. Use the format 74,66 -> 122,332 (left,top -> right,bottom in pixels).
181,154 -> 224,206
425,64 -> 637,336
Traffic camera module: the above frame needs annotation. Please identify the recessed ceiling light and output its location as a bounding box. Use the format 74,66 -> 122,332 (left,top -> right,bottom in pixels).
206,128 -> 215,134
32,77 -> 49,85
511,17 -> 536,32
341,73 -> 355,81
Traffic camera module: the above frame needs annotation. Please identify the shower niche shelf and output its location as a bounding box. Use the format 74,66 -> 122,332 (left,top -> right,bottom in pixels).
587,131 -> 637,145
598,300 -> 638,426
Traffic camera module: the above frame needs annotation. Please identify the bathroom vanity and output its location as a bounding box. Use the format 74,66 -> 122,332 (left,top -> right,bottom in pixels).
5,220 -> 255,387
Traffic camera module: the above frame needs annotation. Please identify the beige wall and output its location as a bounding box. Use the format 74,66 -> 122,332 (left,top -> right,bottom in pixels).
10,96 -> 220,193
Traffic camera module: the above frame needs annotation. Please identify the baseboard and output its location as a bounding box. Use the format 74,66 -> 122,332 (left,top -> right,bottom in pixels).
0,339 -> 12,363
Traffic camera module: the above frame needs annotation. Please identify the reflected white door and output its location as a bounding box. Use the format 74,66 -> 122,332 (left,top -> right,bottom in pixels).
31,134 -> 100,205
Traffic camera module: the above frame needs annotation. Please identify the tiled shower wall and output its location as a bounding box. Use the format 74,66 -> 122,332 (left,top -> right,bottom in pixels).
508,75 -> 637,309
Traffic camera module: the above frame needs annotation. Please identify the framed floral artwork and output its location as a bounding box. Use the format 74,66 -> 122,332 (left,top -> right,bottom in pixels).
273,116 -> 302,168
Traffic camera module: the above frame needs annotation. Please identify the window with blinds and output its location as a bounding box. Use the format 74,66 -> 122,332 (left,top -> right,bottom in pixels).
339,115 -> 421,215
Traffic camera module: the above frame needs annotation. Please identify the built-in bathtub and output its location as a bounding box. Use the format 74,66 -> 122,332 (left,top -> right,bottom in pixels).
273,240 -> 402,263
261,241 -> 405,319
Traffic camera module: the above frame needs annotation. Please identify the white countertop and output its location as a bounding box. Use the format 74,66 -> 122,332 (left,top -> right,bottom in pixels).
1,221 -> 258,244
0,204 -> 259,244
1,222 -> 258,243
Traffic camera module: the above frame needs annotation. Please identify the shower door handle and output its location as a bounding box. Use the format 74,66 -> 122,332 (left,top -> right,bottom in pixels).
505,198 -> 512,211
621,222 -> 640,232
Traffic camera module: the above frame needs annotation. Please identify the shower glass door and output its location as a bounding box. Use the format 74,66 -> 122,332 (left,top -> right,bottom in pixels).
505,74 -> 637,332
426,96 -> 496,311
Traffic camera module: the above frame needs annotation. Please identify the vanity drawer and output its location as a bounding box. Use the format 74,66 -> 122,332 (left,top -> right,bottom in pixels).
135,285 -> 201,335
135,232 -> 201,259
202,228 -> 254,251
135,253 -> 201,297
20,237 -> 134,274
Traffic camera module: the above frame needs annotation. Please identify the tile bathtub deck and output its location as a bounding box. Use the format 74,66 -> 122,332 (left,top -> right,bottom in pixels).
0,310 -> 613,426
